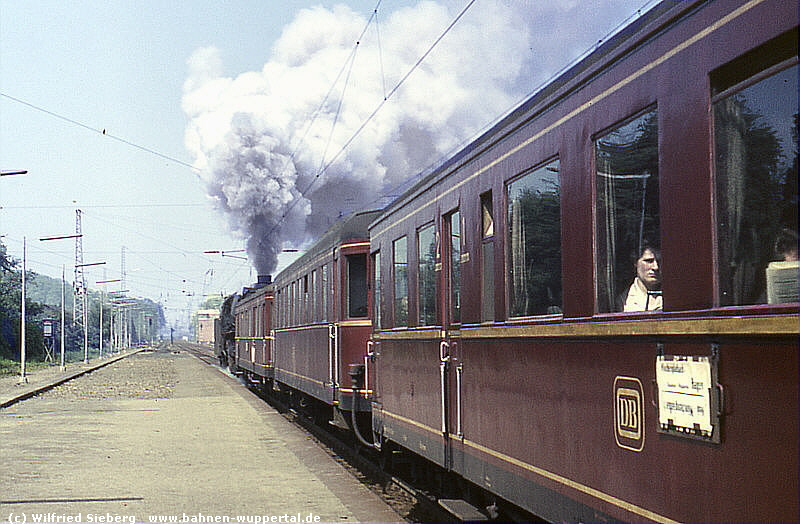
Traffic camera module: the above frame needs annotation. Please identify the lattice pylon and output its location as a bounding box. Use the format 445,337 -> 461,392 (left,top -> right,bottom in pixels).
73,210 -> 87,337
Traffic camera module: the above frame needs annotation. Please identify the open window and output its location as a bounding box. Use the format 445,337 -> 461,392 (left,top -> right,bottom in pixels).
481,192 -> 495,322
595,109 -> 660,313
347,254 -> 368,318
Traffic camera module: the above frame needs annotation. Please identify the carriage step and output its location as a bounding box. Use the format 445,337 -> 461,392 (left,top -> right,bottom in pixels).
438,499 -> 489,521
328,408 -> 350,430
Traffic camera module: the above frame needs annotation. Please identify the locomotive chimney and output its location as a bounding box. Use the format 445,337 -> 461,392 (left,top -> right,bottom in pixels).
257,274 -> 272,285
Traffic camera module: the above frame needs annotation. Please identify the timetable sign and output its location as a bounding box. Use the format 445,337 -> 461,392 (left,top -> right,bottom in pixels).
656,355 -> 714,439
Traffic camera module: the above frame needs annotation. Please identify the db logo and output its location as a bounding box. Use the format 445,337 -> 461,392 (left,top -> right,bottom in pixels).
614,376 -> 644,451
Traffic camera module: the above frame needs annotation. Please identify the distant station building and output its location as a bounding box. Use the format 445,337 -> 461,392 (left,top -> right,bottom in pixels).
196,309 -> 220,344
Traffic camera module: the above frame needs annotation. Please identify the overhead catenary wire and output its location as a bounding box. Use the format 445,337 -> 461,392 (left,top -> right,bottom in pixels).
315,34 -> 360,182
269,0 -> 478,240
374,4 -> 388,101
3,0 -> 659,308
0,92 -> 199,174
6,233 -> 208,295
263,0 -> 386,221
1,203 -> 206,209
1,0 -> 658,219
1,0 -> 476,301
361,0 -> 662,212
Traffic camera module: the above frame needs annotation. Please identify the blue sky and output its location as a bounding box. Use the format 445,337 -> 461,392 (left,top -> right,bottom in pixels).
1,0 -> 650,330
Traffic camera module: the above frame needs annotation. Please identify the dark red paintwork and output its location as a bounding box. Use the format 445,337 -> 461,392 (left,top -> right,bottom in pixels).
370,1 -> 798,521
272,211 -> 381,412
233,282 -> 273,380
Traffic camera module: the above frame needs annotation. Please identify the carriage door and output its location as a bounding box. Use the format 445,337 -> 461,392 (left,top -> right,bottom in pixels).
441,209 -> 464,471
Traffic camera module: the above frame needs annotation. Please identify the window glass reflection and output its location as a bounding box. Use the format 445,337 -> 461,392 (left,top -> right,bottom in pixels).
373,252 -> 382,328
448,211 -> 462,324
595,110 -> 660,313
418,224 -> 437,326
393,237 -> 408,326
508,158 -> 562,317
715,63 -> 798,305
347,254 -> 367,318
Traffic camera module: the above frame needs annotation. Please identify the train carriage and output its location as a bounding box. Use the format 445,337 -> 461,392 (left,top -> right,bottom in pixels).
272,210 -> 382,418
368,0 -> 798,521
232,276 -> 274,383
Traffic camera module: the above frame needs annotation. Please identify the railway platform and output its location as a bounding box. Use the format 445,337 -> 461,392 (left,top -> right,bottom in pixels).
0,348 -> 145,409
0,345 -> 402,523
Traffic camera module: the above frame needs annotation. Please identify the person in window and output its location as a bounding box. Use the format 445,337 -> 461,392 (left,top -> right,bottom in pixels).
775,228 -> 798,262
761,228 -> 799,304
621,243 -> 662,312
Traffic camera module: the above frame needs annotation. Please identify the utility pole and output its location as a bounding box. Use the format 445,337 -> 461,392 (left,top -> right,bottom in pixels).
61,265 -> 66,370
121,246 -> 127,349
19,237 -> 27,383
97,276 -> 121,358
41,235 -> 83,368
73,209 -> 89,363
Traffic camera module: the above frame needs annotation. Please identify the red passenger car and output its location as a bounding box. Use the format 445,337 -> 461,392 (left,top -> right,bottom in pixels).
272,210 -> 381,421
231,275 -> 274,384
369,1 -> 798,521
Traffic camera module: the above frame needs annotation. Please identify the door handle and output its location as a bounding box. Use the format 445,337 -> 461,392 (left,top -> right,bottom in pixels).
440,340 -> 450,362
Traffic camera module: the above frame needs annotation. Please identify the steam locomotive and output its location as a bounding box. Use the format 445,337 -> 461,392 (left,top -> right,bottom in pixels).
217,1 -> 799,520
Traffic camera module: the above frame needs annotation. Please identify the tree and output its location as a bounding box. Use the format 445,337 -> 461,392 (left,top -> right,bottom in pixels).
0,241 -> 46,361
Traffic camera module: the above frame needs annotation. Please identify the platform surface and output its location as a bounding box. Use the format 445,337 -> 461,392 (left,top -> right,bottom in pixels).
0,348 -> 402,523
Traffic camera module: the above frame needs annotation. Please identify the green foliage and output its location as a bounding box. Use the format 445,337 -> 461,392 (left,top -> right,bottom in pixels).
513,188 -> 562,316
0,256 -> 46,360
0,238 -> 166,361
200,294 -> 225,310
0,357 -> 60,377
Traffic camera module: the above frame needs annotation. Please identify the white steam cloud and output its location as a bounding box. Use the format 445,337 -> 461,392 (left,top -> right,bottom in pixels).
183,0 -> 646,274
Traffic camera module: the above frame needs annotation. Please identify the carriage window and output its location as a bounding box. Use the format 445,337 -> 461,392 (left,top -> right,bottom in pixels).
286,285 -> 291,326
596,110 -> 660,313
393,236 -> 409,327
418,224 -> 438,326
347,254 -> 368,318
281,288 -> 286,327
372,251 -> 382,329
303,274 -> 309,323
310,269 -> 318,322
508,159 -> 562,317
291,281 -> 297,326
321,264 -> 329,322
447,211 -> 462,324
714,61 -> 798,305
481,192 -> 495,322
295,280 -> 300,325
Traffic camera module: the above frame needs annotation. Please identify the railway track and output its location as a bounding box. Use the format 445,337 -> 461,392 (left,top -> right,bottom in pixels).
260,388 -> 454,523
173,341 -> 220,367
179,343 -> 461,522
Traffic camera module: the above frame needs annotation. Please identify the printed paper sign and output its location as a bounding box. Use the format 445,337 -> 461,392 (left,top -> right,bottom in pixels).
656,355 -> 713,437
